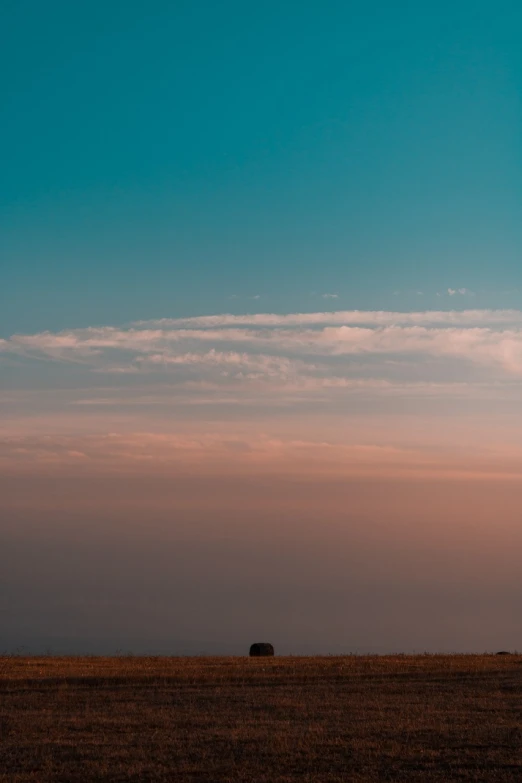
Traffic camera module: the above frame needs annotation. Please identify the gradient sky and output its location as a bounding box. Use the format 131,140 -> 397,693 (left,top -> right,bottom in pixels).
1,1 -> 522,655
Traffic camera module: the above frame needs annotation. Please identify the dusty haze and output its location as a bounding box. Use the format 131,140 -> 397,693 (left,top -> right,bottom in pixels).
2,471 -> 522,655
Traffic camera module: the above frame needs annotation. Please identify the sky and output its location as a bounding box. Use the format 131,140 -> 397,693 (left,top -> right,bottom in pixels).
1,1 -> 522,655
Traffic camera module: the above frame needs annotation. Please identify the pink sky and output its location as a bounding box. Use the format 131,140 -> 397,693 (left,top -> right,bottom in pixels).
2,309 -> 522,653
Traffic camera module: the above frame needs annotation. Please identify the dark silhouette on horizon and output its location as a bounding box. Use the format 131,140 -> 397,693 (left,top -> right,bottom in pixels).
249,643 -> 275,657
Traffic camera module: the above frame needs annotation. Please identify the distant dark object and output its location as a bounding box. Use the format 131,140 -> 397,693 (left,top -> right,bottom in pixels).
249,643 -> 274,657
496,651 -> 512,655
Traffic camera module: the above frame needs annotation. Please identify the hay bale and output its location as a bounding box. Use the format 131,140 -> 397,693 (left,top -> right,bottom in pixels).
249,642 -> 274,657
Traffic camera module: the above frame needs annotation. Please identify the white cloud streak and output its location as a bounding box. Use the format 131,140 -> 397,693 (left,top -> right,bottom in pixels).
5,309 -> 522,481
134,309 -> 522,328
5,321 -> 522,374
448,288 -> 475,297
4,310 -> 522,412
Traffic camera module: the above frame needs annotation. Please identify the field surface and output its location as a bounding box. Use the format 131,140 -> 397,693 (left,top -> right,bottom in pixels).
1,655 -> 522,782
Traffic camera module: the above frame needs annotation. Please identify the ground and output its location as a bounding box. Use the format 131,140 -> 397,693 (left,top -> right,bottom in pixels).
1,654 -> 522,781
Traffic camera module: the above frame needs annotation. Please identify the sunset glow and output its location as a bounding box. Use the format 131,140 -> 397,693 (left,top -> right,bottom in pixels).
2,0 -> 521,656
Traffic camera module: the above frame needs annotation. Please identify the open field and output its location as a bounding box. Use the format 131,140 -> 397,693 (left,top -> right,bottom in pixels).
1,655 -> 522,782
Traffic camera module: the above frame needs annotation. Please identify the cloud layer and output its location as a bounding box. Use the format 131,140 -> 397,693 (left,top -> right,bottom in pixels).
3,309 -> 522,480
4,309 -> 522,379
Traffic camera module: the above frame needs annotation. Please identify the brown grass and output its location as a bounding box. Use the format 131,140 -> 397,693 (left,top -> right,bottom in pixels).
1,654 -> 522,781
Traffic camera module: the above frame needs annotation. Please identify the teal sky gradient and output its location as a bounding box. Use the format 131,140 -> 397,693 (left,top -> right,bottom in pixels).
1,0 -> 521,334
3,4 -> 522,653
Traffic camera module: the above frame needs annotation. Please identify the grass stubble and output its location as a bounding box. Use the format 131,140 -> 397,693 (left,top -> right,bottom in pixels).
1,654 -> 522,782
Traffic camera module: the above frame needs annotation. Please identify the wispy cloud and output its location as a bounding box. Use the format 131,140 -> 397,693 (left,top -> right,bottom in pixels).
3,430 -> 522,481
448,287 -> 475,297
4,309 -> 522,482
4,308 -> 522,476
134,309 -> 522,328
5,311 -> 522,377
134,349 -> 309,380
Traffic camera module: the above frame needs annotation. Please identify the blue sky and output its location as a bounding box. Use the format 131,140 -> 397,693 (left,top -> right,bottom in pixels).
1,0 -> 521,334
4,2 -> 522,654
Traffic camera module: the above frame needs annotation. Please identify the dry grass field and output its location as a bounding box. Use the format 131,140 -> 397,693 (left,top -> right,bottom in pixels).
1,654 -> 522,782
